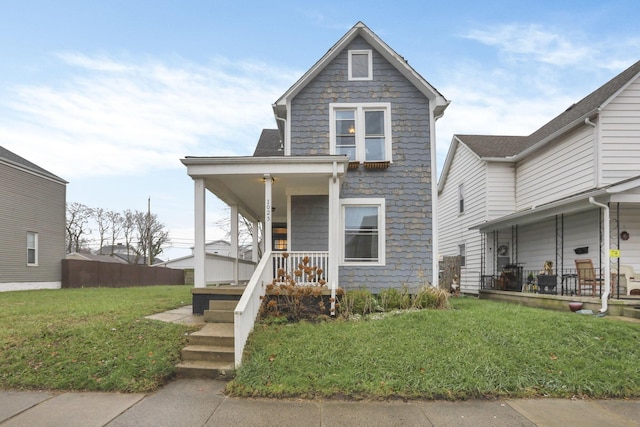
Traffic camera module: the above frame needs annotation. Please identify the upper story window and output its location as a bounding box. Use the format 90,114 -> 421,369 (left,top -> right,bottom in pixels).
330,103 -> 392,163
458,183 -> 465,214
348,50 -> 372,80
27,231 -> 38,266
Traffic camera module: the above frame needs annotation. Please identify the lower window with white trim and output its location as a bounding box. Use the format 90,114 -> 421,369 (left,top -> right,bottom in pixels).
27,231 -> 38,266
340,198 -> 385,265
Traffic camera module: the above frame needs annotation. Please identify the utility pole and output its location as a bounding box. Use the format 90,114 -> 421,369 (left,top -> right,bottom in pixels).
147,197 -> 152,266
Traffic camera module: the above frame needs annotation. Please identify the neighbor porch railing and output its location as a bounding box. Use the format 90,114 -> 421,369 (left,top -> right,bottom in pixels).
233,250 -> 332,368
481,267 -> 620,298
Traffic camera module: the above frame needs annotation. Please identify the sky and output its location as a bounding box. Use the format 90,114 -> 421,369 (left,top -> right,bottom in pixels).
1,0 -> 639,260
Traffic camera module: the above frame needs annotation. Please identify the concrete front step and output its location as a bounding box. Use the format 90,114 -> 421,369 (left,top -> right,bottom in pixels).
182,345 -> 234,362
175,360 -> 235,380
204,309 -> 234,323
188,323 -> 234,347
209,300 -> 238,311
623,306 -> 640,319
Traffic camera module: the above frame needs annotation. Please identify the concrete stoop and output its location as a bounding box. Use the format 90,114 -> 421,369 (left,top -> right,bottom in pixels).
176,301 -> 239,380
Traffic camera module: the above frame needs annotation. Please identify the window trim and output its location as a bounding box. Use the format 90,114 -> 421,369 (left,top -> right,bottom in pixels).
348,49 -> 373,81
339,198 -> 385,266
329,103 -> 392,163
458,183 -> 465,215
459,243 -> 466,267
27,231 -> 38,266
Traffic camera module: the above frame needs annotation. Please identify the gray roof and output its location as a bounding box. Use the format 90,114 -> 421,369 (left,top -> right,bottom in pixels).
454,135 -> 529,158
0,145 -> 67,183
458,60 -> 640,159
252,129 -> 283,157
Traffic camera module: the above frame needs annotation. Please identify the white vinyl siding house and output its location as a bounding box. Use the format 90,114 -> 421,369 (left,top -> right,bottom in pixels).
438,60 -> 640,296
438,140 -> 487,293
599,79 -> 640,185
515,125 -> 595,211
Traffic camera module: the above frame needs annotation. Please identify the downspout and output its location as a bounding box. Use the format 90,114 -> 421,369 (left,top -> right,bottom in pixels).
275,116 -> 286,152
588,197 -> 609,313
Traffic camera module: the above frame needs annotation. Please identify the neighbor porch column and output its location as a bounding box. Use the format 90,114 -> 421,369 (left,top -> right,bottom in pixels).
230,205 -> 239,285
263,174 -> 273,253
194,178 -> 206,288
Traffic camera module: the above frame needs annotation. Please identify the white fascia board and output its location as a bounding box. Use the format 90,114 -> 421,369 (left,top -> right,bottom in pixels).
0,158 -> 68,185
182,156 -> 349,177
437,136 -> 459,193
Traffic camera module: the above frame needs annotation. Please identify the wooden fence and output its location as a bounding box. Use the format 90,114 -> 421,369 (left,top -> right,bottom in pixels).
61,259 -> 185,288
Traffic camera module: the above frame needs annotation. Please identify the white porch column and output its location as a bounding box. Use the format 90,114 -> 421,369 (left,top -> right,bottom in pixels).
263,174 -> 273,254
328,172 -> 341,313
194,178 -> 207,288
252,221 -> 259,262
230,205 -> 239,285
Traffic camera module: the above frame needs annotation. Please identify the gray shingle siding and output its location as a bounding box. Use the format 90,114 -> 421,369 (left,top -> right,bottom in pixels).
289,36 -> 433,292
290,196 -> 329,251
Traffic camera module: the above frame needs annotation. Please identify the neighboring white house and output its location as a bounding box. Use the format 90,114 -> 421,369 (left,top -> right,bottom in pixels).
438,60 -> 640,298
0,146 -> 67,291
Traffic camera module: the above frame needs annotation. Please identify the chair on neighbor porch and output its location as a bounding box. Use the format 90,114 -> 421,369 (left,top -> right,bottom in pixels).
574,259 -> 602,296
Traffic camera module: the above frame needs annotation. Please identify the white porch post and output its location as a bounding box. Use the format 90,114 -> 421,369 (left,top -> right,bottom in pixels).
328,172 -> 341,314
194,178 -> 206,288
230,205 -> 239,285
263,174 -> 273,254
252,221 -> 259,263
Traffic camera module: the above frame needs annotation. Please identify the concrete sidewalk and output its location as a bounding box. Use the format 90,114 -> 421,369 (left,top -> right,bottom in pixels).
1,378 -> 639,427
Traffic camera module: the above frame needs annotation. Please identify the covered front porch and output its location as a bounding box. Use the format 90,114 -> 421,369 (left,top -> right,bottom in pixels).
474,178 -> 640,312
182,155 -> 349,366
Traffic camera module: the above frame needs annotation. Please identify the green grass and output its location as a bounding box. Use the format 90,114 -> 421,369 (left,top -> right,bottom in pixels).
0,286 -> 195,393
228,297 -> 640,400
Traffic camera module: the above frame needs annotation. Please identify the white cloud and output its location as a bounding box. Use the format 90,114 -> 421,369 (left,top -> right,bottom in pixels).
464,23 -> 593,67
0,53 -> 299,178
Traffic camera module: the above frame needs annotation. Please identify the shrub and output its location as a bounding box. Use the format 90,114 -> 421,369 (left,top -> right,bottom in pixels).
412,285 -> 450,309
378,287 -> 411,310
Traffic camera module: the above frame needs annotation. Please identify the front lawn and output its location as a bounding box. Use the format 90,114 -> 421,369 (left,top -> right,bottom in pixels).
0,286 -> 194,393
228,297 -> 640,400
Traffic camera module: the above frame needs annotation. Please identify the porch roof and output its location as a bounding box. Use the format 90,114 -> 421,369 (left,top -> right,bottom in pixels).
181,155 -> 349,222
472,175 -> 640,232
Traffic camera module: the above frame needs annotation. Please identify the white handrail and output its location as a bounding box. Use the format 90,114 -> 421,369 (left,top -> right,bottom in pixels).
272,251 -> 329,286
234,249 -> 273,367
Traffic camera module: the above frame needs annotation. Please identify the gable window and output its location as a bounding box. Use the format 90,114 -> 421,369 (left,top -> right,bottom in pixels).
341,198 -> 385,265
330,103 -> 392,163
27,231 -> 38,266
348,50 -> 372,80
458,183 -> 465,214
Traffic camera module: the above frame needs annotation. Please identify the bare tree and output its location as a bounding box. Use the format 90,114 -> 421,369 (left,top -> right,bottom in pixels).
65,202 -> 93,253
106,210 -> 123,254
122,209 -> 137,262
94,208 -> 108,254
213,209 -> 262,259
134,210 -> 170,264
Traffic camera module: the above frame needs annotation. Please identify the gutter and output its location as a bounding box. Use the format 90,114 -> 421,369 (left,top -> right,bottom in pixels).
588,197 -> 610,313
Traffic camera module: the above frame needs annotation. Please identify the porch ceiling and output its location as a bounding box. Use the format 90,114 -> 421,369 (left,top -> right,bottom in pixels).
181,155 -> 349,222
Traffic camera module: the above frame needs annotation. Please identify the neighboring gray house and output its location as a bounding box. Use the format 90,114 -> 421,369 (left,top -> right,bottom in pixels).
182,21 -> 449,294
438,60 -> 640,299
0,146 -> 67,291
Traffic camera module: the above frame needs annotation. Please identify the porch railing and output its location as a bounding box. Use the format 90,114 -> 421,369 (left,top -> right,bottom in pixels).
234,249 -> 273,368
272,251 -> 329,286
481,268 -> 620,298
